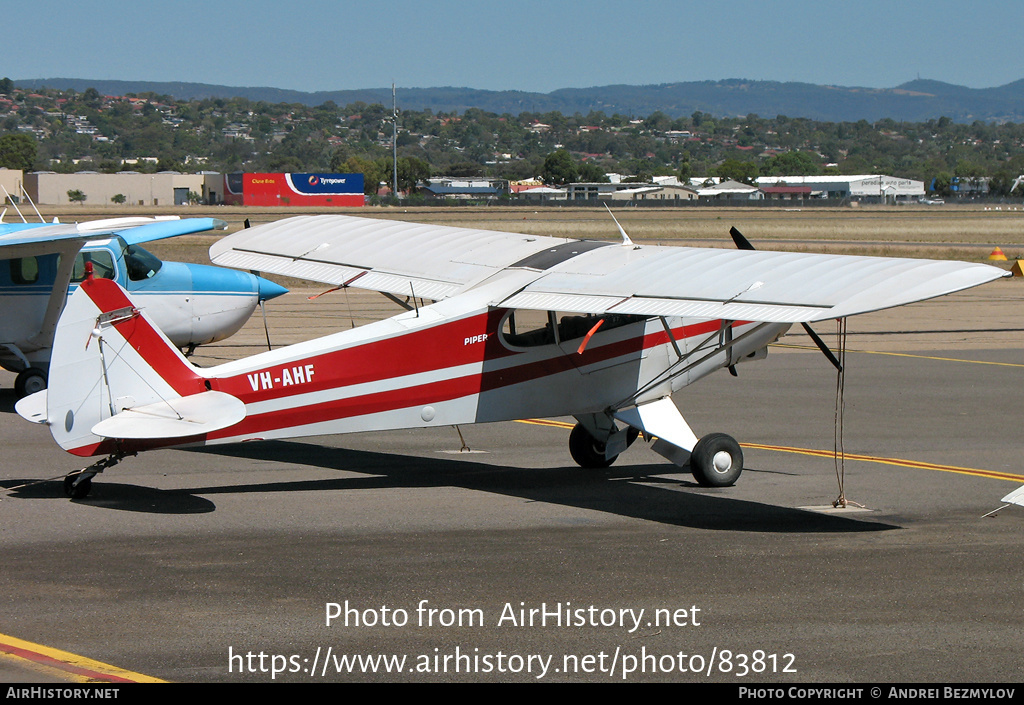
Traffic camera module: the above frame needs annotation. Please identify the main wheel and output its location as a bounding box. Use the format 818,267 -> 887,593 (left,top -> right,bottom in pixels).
569,423 -> 616,469
64,473 -> 93,499
689,433 -> 743,487
15,367 -> 47,397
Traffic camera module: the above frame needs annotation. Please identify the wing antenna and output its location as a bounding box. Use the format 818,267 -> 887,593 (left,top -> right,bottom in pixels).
603,203 -> 635,247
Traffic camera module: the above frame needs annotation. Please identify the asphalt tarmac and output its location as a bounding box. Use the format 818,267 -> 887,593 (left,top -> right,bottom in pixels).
1,280 -> 1022,683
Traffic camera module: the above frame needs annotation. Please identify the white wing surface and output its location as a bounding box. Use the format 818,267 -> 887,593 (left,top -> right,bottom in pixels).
498,245 -> 1008,323
210,214 -> 575,300
211,215 -> 1008,324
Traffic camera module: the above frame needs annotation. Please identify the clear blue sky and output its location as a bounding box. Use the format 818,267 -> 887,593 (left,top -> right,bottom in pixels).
8,0 -> 1022,92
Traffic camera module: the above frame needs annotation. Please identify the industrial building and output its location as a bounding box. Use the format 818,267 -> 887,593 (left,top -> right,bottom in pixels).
0,169 -> 23,203
24,172 -> 211,207
755,175 -> 925,202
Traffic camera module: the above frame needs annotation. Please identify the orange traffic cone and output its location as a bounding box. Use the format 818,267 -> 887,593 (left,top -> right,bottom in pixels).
1011,260 -> 1024,277
989,247 -> 1008,261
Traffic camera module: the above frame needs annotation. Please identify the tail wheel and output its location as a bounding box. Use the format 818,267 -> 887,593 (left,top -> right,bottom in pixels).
690,433 -> 743,487
569,423 -> 616,469
64,473 -> 94,499
15,367 -> 47,398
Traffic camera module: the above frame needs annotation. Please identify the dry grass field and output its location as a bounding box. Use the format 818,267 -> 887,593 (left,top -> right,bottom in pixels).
25,203 -> 1024,266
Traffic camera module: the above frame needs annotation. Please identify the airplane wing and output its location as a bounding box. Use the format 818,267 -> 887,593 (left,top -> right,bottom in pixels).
0,216 -> 228,257
210,214 -> 577,300
0,217 -> 233,360
211,215 -> 1008,323
496,245 -> 1008,323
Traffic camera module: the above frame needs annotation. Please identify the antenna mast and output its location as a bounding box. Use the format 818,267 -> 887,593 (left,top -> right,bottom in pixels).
392,83 -> 398,202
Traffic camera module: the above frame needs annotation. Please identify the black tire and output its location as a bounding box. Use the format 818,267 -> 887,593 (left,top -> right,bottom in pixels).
690,433 -> 743,487
15,367 -> 47,397
64,474 -> 93,499
569,423 -> 616,469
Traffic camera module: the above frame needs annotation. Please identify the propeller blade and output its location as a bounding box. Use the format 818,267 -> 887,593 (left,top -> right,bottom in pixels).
801,322 -> 843,372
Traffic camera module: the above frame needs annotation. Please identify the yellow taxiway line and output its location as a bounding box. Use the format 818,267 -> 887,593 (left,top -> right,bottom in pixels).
0,632 -> 164,683
772,343 -> 1024,368
517,419 -> 1024,484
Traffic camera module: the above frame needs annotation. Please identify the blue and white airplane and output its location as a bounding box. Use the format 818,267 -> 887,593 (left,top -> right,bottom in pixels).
0,216 -> 287,396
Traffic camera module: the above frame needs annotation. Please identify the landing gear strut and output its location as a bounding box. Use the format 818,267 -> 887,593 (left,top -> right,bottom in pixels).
63,453 -> 132,499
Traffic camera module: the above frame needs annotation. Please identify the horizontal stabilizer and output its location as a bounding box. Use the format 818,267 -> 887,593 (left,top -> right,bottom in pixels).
1000,485 -> 1024,508
91,391 -> 246,440
15,390 -> 48,425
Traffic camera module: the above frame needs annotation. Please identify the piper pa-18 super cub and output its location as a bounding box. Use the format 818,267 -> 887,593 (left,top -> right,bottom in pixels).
17,215 -> 1008,499
0,216 -> 287,396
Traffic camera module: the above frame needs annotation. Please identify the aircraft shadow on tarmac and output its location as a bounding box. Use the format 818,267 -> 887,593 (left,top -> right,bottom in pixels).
1,387 -> 896,532
3,439 -> 899,531
3,439 -> 897,533
193,441 -> 898,533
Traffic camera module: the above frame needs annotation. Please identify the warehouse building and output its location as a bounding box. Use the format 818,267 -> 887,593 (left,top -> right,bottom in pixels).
25,171 -> 210,206
755,175 -> 924,202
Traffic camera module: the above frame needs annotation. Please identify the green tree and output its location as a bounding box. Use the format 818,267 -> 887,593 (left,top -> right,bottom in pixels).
714,158 -> 759,184
338,156 -> 385,195
67,189 -> 87,204
577,162 -> 608,182
541,149 -> 577,185
760,150 -> 821,176
396,156 -> 431,193
110,193 -> 126,204
0,133 -> 37,171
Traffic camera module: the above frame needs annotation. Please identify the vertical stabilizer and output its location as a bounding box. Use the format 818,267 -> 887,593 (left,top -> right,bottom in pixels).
42,276 -> 209,456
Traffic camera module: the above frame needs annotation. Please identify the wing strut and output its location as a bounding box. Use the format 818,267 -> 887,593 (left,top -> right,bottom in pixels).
730,226 -> 843,372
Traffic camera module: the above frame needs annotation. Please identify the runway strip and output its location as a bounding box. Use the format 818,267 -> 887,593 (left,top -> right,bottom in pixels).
517,419 -> 1024,484
0,633 -> 164,684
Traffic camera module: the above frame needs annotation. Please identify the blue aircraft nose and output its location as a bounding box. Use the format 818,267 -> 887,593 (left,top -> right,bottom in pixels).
256,276 -> 288,302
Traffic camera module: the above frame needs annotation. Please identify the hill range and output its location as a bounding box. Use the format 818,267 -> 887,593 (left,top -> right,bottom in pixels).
16,77 -> 1024,123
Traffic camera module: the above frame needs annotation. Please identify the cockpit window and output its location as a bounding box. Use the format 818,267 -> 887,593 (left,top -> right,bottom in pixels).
9,256 -> 39,285
500,309 -> 649,349
501,310 -> 557,348
123,244 -> 163,281
70,250 -> 116,282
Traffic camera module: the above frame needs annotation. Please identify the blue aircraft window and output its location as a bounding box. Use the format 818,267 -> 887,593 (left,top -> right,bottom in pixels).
9,257 -> 39,285
70,251 -> 116,282
124,245 -> 163,281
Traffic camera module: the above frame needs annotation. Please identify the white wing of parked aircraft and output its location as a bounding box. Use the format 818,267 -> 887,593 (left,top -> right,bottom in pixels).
210,214 -> 1001,322
21,214 -> 1009,499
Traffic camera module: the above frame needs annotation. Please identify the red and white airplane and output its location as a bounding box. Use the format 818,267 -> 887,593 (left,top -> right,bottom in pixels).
16,215 -> 1009,499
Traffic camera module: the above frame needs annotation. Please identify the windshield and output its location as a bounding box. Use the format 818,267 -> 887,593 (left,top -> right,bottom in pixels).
122,242 -> 163,281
